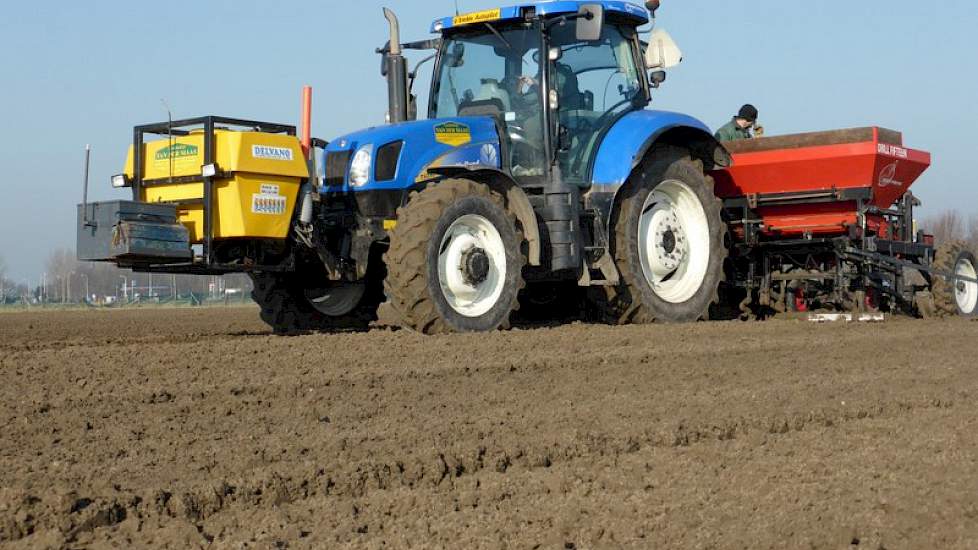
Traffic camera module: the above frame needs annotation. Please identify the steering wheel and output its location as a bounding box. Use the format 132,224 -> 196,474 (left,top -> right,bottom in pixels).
564,112 -> 595,133
589,98 -> 633,134
508,125 -> 544,174
569,98 -> 633,174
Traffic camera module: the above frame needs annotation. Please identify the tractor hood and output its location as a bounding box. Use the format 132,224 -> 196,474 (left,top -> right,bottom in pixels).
323,117 -> 502,192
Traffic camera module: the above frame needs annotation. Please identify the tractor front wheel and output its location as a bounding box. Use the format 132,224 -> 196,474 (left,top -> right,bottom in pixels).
384,179 -> 526,334
250,257 -> 384,334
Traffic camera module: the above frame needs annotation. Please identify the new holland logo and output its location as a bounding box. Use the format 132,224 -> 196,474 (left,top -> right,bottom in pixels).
434,122 -> 472,147
155,143 -> 199,161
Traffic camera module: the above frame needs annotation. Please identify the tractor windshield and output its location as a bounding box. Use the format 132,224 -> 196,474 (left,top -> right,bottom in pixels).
432,23 -> 548,178
430,19 -> 647,184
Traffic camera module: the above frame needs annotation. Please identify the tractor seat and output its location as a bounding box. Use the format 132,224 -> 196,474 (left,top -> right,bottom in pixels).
472,78 -> 512,112
458,98 -> 506,119
459,79 -> 512,119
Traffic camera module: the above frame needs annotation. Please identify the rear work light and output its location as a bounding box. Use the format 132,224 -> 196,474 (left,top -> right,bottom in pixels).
111,174 -> 130,188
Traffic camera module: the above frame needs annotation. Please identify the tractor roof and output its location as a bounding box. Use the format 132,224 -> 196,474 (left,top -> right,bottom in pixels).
431,1 -> 650,34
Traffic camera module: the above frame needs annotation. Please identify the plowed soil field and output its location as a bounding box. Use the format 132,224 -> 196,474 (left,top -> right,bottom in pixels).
1,307 -> 977,549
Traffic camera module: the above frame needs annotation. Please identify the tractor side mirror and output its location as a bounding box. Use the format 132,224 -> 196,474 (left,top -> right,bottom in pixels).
649,70 -> 666,88
645,28 -> 683,69
408,94 -> 418,121
380,41 -> 391,77
576,4 -> 604,42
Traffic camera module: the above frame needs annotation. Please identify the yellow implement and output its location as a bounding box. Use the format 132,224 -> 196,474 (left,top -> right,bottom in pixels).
123,130 -> 308,242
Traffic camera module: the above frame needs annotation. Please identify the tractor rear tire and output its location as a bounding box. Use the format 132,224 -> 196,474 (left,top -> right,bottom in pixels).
384,178 -> 526,334
605,146 -> 727,324
932,241 -> 978,317
250,260 -> 384,334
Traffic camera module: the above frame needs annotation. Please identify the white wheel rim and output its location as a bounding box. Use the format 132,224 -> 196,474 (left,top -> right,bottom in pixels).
438,214 -> 507,318
954,257 -> 978,314
638,179 -> 711,304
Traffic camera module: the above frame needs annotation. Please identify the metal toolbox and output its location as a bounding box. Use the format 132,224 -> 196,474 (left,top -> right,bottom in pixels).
77,200 -> 192,264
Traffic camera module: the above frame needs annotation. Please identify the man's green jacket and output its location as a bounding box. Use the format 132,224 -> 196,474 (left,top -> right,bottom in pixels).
714,118 -> 751,142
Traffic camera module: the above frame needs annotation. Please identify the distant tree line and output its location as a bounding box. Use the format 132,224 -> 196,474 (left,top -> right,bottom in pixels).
924,211 -> 978,253
2,212 -> 975,305
0,249 -> 253,305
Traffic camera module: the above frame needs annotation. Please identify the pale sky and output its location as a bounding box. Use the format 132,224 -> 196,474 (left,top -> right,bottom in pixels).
1,0 -> 976,281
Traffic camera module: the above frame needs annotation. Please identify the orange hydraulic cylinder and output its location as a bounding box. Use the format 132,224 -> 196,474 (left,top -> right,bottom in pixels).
300,86 -> 312,160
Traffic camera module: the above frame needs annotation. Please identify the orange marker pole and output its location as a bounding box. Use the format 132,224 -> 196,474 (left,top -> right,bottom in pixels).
300,86 -> 313,160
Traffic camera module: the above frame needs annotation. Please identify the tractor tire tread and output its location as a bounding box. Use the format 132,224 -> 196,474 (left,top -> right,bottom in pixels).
607,145 -> 727,324
932,241 -> 975,317
250,270 -> 382,335
383,178 -> 525,334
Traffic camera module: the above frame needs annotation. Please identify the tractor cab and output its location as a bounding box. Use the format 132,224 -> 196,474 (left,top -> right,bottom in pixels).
428,3 -> 652,187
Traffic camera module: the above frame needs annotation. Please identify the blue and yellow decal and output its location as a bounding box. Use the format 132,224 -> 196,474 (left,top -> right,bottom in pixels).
427,142 -> 501,175
433,122 -> 472,147
452,8 -> 502,26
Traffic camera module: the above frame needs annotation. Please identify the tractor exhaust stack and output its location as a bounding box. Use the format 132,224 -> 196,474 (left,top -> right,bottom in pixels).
382,8 -> 410,124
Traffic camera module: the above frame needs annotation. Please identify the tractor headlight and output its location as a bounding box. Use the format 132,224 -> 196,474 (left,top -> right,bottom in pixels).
349,145 -> 373,187
111,174 -> 130,188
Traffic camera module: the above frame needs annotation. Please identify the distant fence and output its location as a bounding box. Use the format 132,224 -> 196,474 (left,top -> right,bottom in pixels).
0,294 -> 256,312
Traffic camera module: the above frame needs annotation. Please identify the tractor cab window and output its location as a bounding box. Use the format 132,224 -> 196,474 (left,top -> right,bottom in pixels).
431,24 -> 548,179
548,23 -> 645,184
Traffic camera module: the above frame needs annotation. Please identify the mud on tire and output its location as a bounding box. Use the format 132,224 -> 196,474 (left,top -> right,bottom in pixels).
250,257 -> 384,334
384,178 -> 526,334
932,241 -> 978,318
603,146 -> 727,324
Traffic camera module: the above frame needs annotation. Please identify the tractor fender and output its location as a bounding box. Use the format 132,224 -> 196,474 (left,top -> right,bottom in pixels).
591,110 -> 731,188
427,166 -> 542,267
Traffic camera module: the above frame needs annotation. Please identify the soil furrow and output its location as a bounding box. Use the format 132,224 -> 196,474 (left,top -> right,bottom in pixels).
1,309 -> 976,548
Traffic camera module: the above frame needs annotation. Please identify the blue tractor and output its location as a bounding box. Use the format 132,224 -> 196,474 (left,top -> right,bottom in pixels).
284,0 -> 730,333
81,1 -> 732,333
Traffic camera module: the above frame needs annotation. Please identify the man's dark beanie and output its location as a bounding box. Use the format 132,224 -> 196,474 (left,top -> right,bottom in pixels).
738,104 -> 759,122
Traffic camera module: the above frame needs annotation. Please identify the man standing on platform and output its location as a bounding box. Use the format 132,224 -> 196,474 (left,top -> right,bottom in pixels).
715,104 -> 762,141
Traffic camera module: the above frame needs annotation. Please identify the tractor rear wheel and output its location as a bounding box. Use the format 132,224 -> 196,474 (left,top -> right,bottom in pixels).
250,257 -> 384,334
605,146 -> 727,323
932,241 -> 978,317
384,178 -> 526,334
